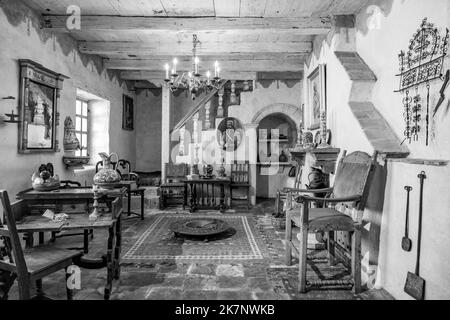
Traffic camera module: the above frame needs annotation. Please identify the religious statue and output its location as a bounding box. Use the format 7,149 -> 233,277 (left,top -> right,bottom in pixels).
63,116 -> 80,151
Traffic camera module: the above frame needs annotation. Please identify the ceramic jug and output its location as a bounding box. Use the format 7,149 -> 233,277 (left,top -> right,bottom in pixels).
93,152 -> 121,188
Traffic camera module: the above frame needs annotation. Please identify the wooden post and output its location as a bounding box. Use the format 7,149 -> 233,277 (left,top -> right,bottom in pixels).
298,199 -> 309,293
217,87 -> 224,118
204,101 -> 211,130
161,86 -> 171,181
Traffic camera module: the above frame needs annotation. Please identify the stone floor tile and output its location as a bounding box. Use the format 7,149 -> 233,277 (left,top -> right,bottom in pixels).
215,264 -> 244,277
187,263 -> 217,276
181,290 -> 219,300
217,290 -> 253,300
216,276 -> 246,290
145,287 -> 184,300
247,277 -> 272,291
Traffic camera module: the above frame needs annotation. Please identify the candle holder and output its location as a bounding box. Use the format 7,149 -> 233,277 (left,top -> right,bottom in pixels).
317,111 -> 331,149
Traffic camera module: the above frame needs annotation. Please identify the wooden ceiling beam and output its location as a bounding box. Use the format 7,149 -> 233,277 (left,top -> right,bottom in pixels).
104,58 -> 304,72
79,41 -> 312,55
120,70 -> 257,81
43,16 -> 331,34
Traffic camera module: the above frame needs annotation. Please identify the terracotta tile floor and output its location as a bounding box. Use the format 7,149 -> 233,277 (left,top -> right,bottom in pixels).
6,199 -> 394,300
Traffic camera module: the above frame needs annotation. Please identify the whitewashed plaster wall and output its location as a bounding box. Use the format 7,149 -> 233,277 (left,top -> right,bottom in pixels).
0,0 -> 136,197
135,90 -> 162,172
356,0 -> 450,300
308,0 -> 450,299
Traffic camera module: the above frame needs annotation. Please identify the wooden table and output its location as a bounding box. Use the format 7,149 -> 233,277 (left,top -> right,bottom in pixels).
15,187 -> 125,300
183,178 -> 231,212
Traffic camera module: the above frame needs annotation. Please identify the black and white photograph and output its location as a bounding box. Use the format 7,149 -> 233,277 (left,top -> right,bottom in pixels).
0,0 -> 449,311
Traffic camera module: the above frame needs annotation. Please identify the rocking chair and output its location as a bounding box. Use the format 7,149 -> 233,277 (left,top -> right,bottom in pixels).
285,151 -> 377,293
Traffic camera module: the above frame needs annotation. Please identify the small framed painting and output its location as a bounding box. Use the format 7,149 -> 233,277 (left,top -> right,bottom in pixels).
306,64 -> 326,130
18,60 -> 68,153
122,94 -> 134,131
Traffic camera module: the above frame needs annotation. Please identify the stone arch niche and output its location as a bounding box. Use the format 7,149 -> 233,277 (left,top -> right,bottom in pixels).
251,103 -> 302,127
251,103 -> 301,199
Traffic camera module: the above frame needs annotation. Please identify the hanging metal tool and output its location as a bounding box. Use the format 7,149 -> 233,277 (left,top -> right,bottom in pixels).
433,69 -> 450,116
425,83 -> 430,146
402,186 -> 413,252
404,171 -> 426,300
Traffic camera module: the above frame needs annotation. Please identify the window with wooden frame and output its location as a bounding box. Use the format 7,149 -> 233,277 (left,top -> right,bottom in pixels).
75,99 -> 88,157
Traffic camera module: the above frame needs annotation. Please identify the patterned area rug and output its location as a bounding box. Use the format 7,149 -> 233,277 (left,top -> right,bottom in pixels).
121,214 -> 265,263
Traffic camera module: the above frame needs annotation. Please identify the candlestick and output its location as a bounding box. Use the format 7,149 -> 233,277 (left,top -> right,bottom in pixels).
172,58 -> 178,75
194,56 -> 199,75
164,63 -> 169,80
214,61 -> 219,77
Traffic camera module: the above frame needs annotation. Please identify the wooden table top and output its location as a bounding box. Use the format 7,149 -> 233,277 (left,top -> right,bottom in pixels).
14,213 -> 117,233
16,187 -> 126,200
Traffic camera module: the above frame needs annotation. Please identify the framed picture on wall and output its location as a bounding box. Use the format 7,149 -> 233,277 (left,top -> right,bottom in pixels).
122,94 -> 134,131
306,64 -> 326,130
18,59 -> 68,153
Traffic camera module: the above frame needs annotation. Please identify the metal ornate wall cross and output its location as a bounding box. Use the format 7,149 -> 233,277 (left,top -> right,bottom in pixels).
396,18 -> 449,145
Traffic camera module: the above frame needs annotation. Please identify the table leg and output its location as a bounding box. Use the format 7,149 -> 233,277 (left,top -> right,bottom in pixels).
219,184 -> 226,213
104,224 -> 116,300
189,183 -> 197,212
114,217 -> 122,280
25,232 -> 34,248
183,184 -> 187,210
127,185 -> 131,216
140,191 -> 144,220
83,229 -> 89,254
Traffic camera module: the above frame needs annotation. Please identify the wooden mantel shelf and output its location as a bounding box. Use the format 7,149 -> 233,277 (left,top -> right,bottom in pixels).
289,147 -> 341,174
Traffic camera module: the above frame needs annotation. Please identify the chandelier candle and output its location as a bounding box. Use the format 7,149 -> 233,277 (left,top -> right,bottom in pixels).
172,58 -> 178,76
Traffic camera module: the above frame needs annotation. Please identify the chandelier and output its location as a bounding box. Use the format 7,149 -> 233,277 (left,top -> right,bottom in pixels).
164,34 -> 221,98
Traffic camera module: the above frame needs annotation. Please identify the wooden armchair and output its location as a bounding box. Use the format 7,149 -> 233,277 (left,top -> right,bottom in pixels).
0,190 -> 83,300
230,161 -> 251,209
159,163 -> 188,209
285,151 -> 377,294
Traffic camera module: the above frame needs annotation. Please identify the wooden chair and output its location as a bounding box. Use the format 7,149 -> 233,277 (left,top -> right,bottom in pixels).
0,190 -> 83,300
116,159 -> 145,220
50,181 -> 93,253
160,163 -> 188,209
285,151 -> 377,294
230,161 -> 251,209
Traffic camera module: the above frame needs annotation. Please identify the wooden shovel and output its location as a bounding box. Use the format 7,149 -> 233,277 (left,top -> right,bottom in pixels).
401,186 -> 412,252
404,171 -> 426,300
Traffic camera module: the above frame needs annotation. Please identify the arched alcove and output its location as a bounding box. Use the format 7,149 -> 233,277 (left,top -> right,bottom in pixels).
252,104 -> 301,199
251,103 -> 301,126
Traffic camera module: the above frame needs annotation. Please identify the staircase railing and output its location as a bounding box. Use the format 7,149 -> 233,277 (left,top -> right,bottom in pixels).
171,80 -> 228,134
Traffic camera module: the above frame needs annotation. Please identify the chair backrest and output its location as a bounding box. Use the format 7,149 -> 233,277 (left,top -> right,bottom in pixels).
0,190 -> 28,277
60,180 -> 81,189
230,161 -> 249,184
165,163 -> 188,182
116,159 -> 131,176
332,151 -> 378,211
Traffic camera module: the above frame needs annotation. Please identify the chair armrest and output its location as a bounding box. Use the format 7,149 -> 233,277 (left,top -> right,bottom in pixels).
297,194 -> 362,203
283,187 -> 334,194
